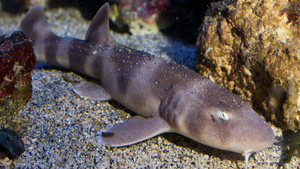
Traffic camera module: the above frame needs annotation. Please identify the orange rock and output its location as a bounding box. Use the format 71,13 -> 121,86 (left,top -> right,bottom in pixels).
197,0 -> 300,131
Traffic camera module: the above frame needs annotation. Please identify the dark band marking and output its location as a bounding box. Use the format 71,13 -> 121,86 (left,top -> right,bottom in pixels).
91,49 -> 105,80
108,45 -> 155,95
68,39 -> 94,74
45,36 -> 61,65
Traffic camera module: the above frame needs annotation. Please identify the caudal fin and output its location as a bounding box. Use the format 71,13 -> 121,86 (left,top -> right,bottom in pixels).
19,3 -> 115,46
18,3 -> 116,68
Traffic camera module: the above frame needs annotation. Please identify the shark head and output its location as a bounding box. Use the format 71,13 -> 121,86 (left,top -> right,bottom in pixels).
177,82 -> 274,168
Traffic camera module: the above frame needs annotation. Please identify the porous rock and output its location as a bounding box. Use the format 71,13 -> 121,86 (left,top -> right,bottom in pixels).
196,0 -> 300,131
0,31 -> 36,131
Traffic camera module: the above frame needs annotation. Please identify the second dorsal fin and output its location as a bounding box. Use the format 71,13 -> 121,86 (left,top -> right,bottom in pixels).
19,5 -> 56,43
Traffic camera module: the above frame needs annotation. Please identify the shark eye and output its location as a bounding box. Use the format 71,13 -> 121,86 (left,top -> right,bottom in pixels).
216,111 -> 229,121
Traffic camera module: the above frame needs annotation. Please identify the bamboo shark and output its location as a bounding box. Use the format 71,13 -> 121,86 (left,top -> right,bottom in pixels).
19,3 -> 275,168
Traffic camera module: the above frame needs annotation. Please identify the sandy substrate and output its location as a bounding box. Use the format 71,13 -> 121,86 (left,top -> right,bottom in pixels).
0,5 -> 299,169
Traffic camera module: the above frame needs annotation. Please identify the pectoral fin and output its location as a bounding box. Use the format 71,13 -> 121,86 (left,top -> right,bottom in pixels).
97,115 -> 171,147
73,81 -> 112,101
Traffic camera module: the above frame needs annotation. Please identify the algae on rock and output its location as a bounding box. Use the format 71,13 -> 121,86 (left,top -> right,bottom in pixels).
282,129 -> 300,163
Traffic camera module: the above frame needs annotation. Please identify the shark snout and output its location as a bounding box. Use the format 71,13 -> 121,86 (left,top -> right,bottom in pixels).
238,125 -> 274,169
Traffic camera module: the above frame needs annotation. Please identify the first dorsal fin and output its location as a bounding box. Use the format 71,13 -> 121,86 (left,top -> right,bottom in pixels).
85,3 -> 115,45
19,5 -> 55,42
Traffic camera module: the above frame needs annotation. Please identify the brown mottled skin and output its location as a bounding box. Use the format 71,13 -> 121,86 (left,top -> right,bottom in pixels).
19,3 -> 274,167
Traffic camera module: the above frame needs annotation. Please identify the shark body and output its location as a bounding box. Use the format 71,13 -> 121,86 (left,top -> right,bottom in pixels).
19,3 -> 275,168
